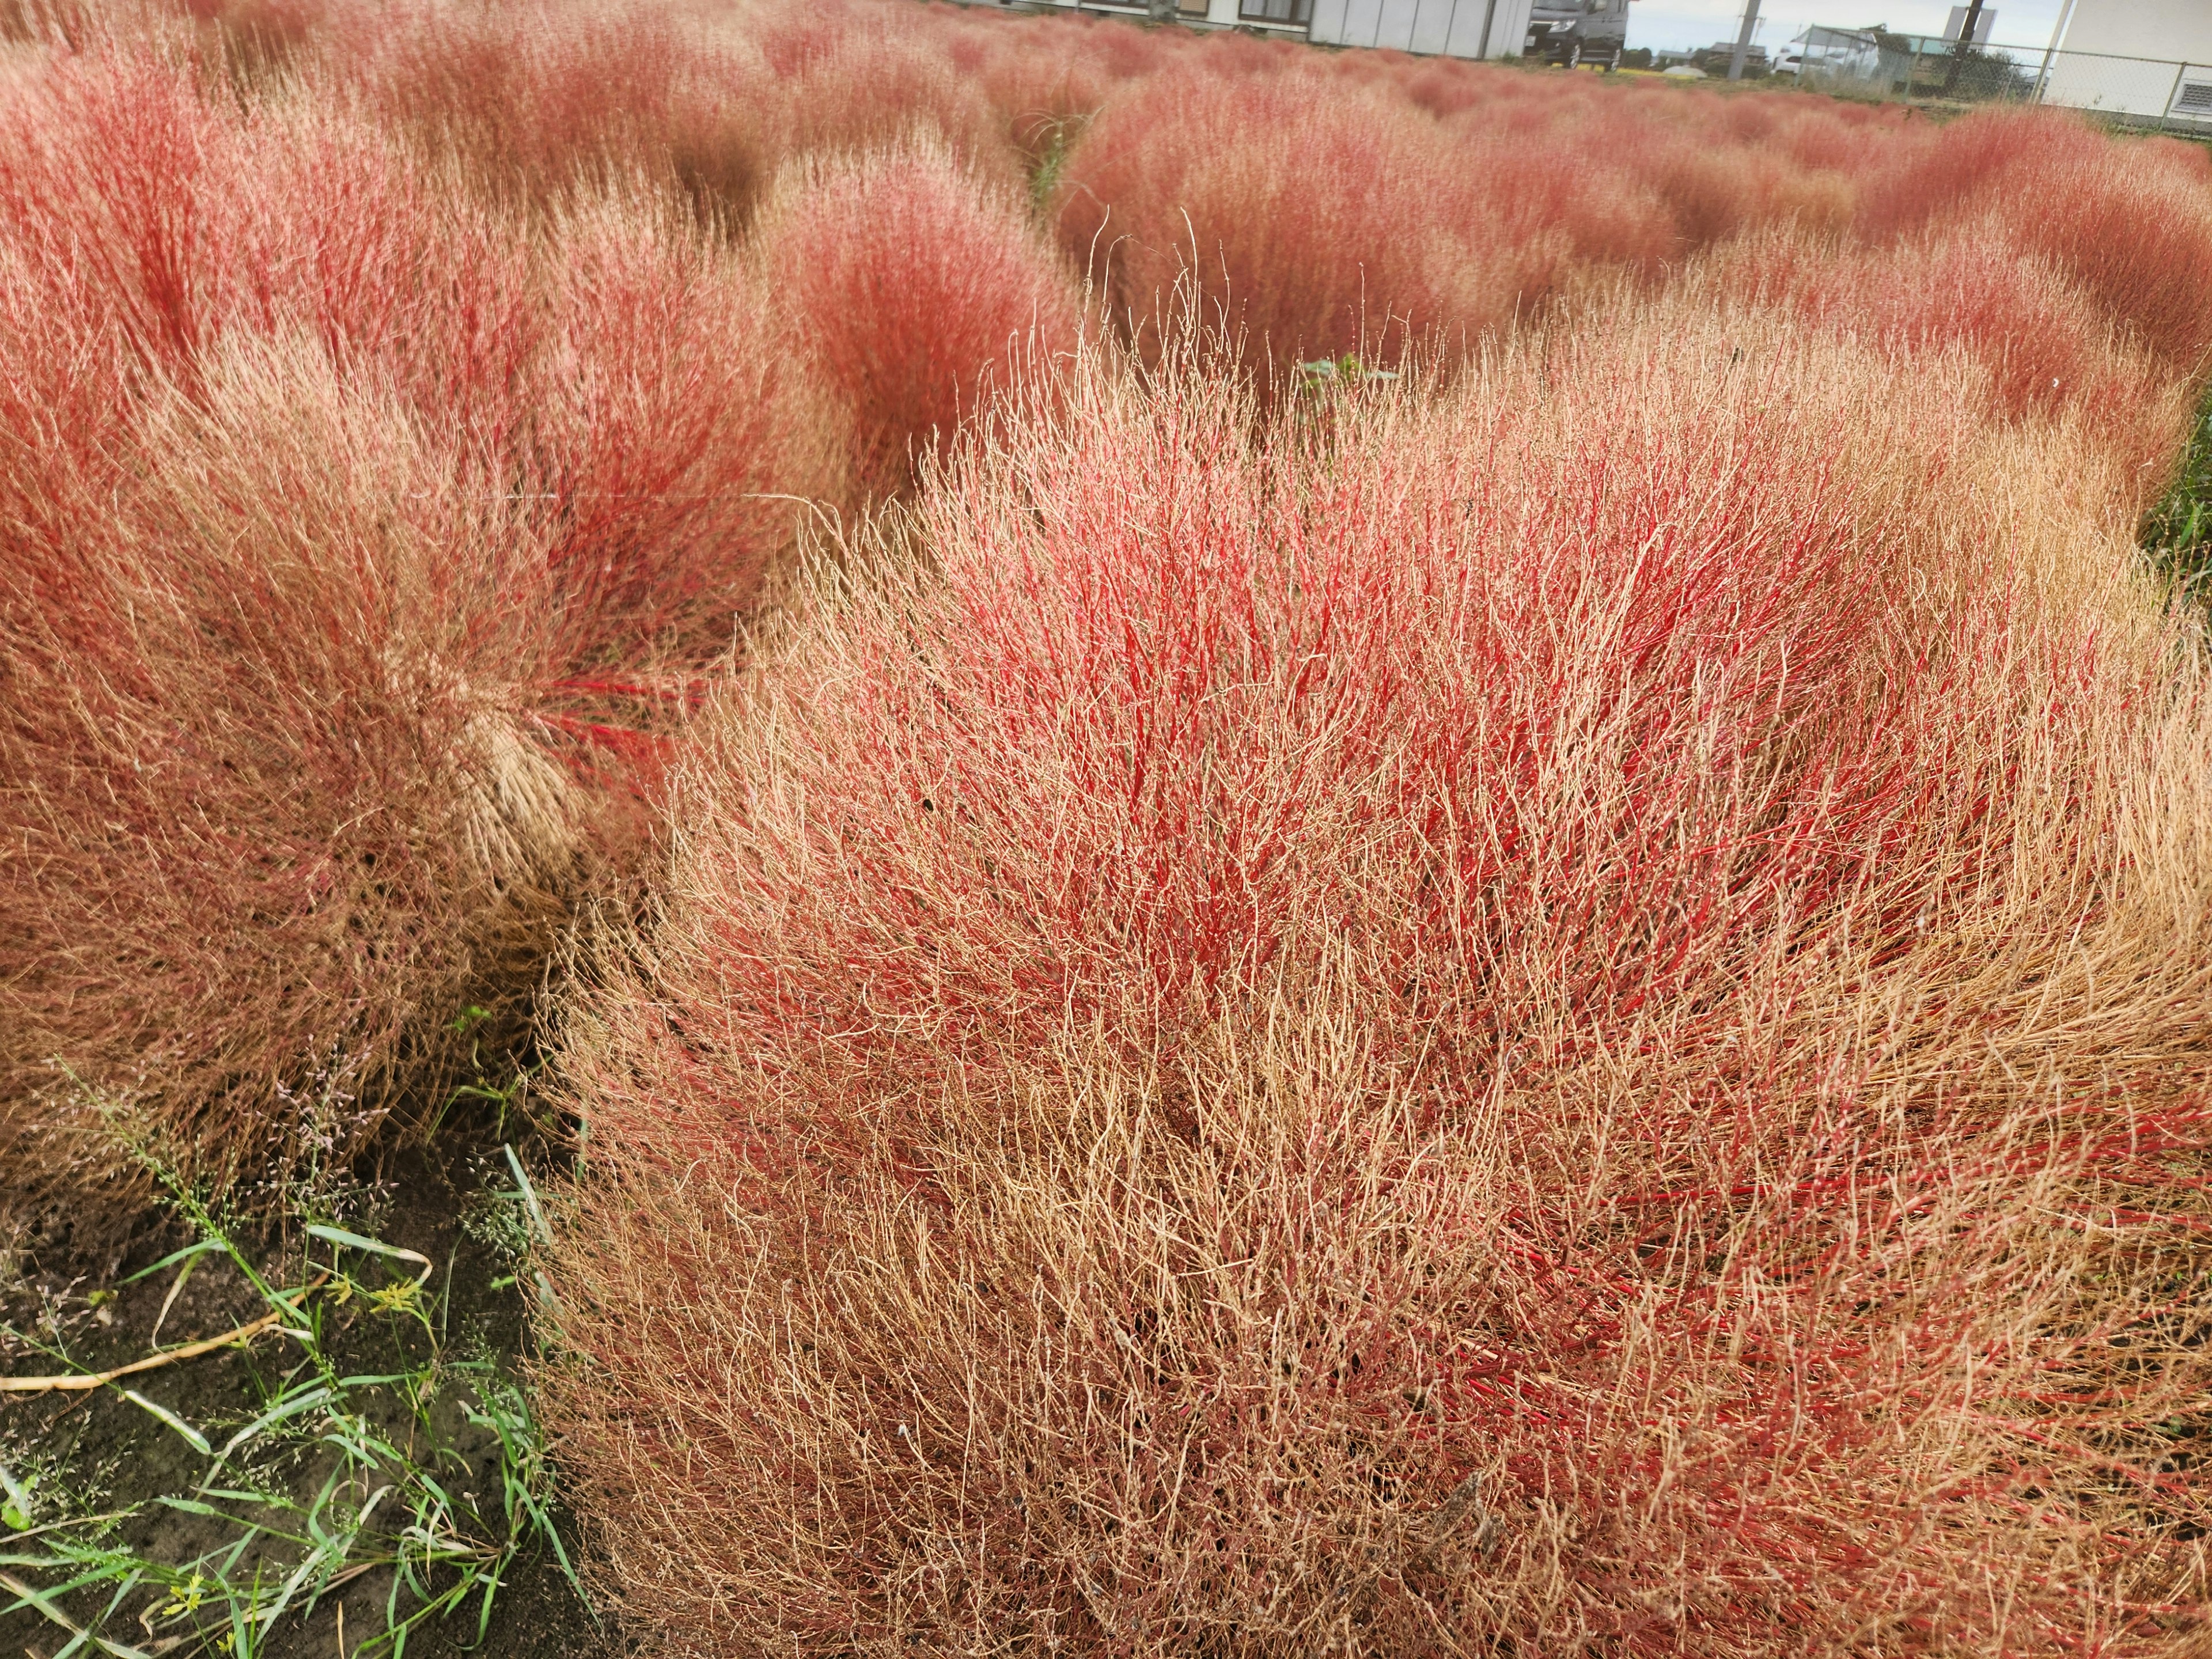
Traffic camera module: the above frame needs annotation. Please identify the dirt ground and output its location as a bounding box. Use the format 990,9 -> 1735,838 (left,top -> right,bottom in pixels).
1,1131 -> 621,1659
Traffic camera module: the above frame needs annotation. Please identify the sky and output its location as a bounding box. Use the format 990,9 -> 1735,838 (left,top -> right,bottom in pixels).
1626,0 -> 2069,55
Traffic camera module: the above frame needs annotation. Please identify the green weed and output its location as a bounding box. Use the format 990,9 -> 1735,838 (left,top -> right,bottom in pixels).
1024,109 -> 1095,213
2143,385 -> 2212,599
1298,354 -> 1400,390
0,1105 -> 583,1658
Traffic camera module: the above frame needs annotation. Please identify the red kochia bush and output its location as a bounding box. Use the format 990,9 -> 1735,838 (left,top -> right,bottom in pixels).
1687,227 -> 2179,472
543,333 -> 2212,1655
753,135 -> 1080,504
339,0 -> 781,225
1858,108 -> 2212,376
1055,69 -> 1549,374
1047,63 -> 1890,378
340,0 -> 1032,230
2,342 -> 588,1199
0,43 -> 795,1224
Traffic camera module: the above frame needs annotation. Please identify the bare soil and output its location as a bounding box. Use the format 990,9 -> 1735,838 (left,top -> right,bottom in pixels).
1,1132 -> 619,1659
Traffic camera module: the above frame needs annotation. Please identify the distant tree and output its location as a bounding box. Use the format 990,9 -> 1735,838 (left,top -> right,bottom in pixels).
1875,31 -> 2034,100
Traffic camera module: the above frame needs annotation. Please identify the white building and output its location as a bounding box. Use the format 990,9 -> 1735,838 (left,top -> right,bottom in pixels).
986,2 -> 1328,38
1305,0 -> 1536,59
997,0 -> 1331,36
2042,0 -> 2212,123
1003,0 -> 1561,62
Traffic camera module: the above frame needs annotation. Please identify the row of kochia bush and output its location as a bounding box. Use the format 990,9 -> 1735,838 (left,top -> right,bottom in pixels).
2,0 -> 2210,1651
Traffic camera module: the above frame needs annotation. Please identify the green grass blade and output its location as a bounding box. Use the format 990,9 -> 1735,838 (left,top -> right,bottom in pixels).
119,1391 -> 211,1457
305,1225 -> 435,1280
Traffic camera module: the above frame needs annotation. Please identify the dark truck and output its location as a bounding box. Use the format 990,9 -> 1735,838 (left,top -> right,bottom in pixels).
1524,0 -> 1631,70
1691,40 -> 1772,76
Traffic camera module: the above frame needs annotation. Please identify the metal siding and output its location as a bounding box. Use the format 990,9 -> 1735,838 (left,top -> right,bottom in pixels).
1486,0 -> 1534,56
1372,0 -> 1423,48
1441,0 -> 1494,57
2041,51 -> 2197,118
1407,0 -> 1457,55
1340,0 -> 1387,47
1305,0 -> 1353,41
2062,0 -> 2212,63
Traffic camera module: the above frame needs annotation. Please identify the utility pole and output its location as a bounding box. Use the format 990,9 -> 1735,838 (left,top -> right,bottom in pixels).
1726,0 -> 1761,81
1940,0 -> 1988,96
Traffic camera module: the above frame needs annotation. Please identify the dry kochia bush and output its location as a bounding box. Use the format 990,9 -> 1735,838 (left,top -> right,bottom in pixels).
541,331 -> 2211,1656
0,47 -> 800,1234
0,340 -> 585,1214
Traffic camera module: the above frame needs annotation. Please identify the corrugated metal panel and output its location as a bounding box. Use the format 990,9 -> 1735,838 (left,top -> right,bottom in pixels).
1217,0 -> 1529,58
1500,0 -> 1537,56
1377,0 -> 1423,48
1307,0 -> 1354,41
1441,0 -> 1493,56
1406,0 -> 1457,55
1427,0 -> 1532,58
1338,0 -> 1390,47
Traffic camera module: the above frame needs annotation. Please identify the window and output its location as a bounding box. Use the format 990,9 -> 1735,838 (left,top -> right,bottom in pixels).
1240,0 -> 1313,23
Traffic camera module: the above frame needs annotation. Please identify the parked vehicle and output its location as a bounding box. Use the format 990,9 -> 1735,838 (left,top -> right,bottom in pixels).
1690,40 -> 1771,76
1524,0 -> 1630,70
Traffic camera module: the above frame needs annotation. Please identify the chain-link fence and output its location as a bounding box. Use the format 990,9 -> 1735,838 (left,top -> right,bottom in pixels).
1796,26 -> 2212,134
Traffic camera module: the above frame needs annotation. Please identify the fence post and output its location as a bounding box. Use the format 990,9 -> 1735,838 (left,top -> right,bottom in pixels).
1906,38 -> 1923,100
2033,0 -> 2078,104
2161,62 -> 2186,133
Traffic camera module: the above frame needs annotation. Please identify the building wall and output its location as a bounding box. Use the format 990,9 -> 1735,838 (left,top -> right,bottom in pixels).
2060,0 -> 2212,64
1309,0 -> 1531,56
993,0 -> 1536,59
2043,0 -> 2212,122
1025,0 -> 1277,24
2040,55 -> 2207,120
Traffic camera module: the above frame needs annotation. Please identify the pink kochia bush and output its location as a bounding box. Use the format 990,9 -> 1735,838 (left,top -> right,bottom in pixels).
541,331 -> 2212,1655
